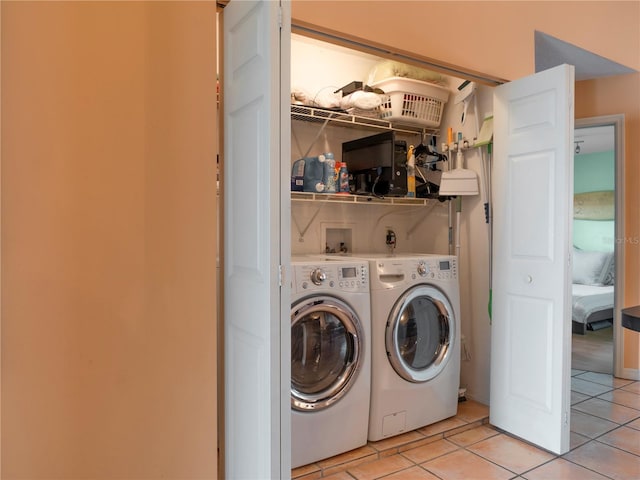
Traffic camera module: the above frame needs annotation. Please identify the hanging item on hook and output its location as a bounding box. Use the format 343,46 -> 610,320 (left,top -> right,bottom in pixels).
414,133 -> 447,169
455,80 -> 477,125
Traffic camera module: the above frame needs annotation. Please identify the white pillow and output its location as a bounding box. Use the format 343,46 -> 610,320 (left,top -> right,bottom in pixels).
572,248 -> 614,286
600,252 -> 615,285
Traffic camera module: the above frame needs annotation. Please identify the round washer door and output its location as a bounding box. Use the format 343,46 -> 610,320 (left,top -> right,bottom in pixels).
386,285 -> 455,383
291,295 -> 364,411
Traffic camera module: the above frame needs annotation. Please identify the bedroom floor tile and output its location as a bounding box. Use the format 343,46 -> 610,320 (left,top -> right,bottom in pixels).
575,371 -> 634,388
571,377 -> 614,396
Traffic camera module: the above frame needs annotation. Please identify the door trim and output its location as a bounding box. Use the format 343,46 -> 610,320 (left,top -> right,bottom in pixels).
576,114 -> 632,380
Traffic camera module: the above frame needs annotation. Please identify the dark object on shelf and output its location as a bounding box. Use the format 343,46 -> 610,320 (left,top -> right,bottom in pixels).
622,305 -> 640,332
334,81 -> 385,96
335,81 -> 364,95
342,131 -> 407,197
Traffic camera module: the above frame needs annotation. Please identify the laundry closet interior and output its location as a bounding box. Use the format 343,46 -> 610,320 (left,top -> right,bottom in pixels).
289,34 -> 490,258
288,31 -> 494,469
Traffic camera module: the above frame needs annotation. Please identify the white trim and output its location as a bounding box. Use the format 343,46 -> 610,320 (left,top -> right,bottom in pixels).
576,114 -> 633,380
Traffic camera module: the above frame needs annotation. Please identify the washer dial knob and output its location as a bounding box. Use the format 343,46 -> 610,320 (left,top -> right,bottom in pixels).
310,268 -> 327,285
417,261 -> 428,276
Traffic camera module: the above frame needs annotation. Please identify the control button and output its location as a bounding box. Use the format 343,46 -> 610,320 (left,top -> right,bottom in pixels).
339,281 -> 343,288
302,282 -> 308,289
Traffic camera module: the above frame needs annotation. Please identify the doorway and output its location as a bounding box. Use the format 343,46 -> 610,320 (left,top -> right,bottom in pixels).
572,115 -> 625,377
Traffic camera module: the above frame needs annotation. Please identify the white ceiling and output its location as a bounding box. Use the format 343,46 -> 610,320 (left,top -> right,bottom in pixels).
574,125 -> 615,155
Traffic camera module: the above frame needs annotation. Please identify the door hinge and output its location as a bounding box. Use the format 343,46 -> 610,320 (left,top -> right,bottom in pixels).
277,5 -> 283,29
278,264 -> 284,287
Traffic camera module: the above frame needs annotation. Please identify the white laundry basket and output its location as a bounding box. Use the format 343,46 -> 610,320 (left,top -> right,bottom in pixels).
371,77 -> 450,128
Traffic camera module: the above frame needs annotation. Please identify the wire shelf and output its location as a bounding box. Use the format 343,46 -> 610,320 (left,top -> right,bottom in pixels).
290,104 -> 436,136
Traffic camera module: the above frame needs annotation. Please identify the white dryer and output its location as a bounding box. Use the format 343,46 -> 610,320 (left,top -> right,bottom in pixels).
364,253 -> 461,441
290,257 -> 371,468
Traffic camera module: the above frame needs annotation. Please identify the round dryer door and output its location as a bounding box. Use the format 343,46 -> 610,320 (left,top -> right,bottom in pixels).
291,295 -> 364,411
386,285 -> 455,383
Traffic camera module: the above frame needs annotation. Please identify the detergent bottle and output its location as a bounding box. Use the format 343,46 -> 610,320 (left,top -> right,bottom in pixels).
323,152 -> 337,193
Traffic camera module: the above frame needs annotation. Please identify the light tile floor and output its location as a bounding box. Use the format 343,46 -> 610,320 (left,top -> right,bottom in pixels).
292,370 -> 640,479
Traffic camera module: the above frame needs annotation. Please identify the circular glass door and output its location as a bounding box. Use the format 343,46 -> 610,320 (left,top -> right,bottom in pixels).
291,296 -> 364,411
386,285 -> 454,383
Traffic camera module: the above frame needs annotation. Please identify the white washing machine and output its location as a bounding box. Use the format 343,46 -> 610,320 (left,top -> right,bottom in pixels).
290,257 -> 371,468
363,253 -> 461,441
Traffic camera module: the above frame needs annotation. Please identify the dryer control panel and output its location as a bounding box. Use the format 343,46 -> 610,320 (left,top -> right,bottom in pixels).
292,262 -> 369,294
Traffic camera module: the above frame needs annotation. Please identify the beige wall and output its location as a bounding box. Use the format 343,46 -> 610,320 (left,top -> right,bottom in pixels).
292,0 -> 640,371
1,2 -> 217,478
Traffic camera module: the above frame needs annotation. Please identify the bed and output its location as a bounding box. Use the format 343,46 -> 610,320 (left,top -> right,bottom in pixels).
572,284 -> 614,335
571,190 -> 616,335
571,246 -> 615,335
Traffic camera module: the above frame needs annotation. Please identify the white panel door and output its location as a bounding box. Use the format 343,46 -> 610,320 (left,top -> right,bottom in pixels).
491,64 -> 574,455
224,1 -> 291,478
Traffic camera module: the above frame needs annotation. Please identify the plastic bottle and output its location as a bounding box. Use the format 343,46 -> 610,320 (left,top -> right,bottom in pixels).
291,158 -> 305,191
337,162 -> 350,194
406,144 -> 416,198
323,152 -> 336,193
303,155 -> 326,193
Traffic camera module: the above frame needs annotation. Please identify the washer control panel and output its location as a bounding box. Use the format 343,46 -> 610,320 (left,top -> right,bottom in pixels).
293,262 -> 369,293
411,256 -> 457,281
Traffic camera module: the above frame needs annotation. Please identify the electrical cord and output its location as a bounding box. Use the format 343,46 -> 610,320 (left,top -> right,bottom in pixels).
370,167 -> 384,198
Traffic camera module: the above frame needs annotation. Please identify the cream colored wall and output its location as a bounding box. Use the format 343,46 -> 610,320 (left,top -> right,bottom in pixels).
292,0 -> 640,385
1,2 -> 217,478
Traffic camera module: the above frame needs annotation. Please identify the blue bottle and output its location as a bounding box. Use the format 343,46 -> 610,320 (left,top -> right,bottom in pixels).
303,155 -> 326,193
323,152 -> 336,193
